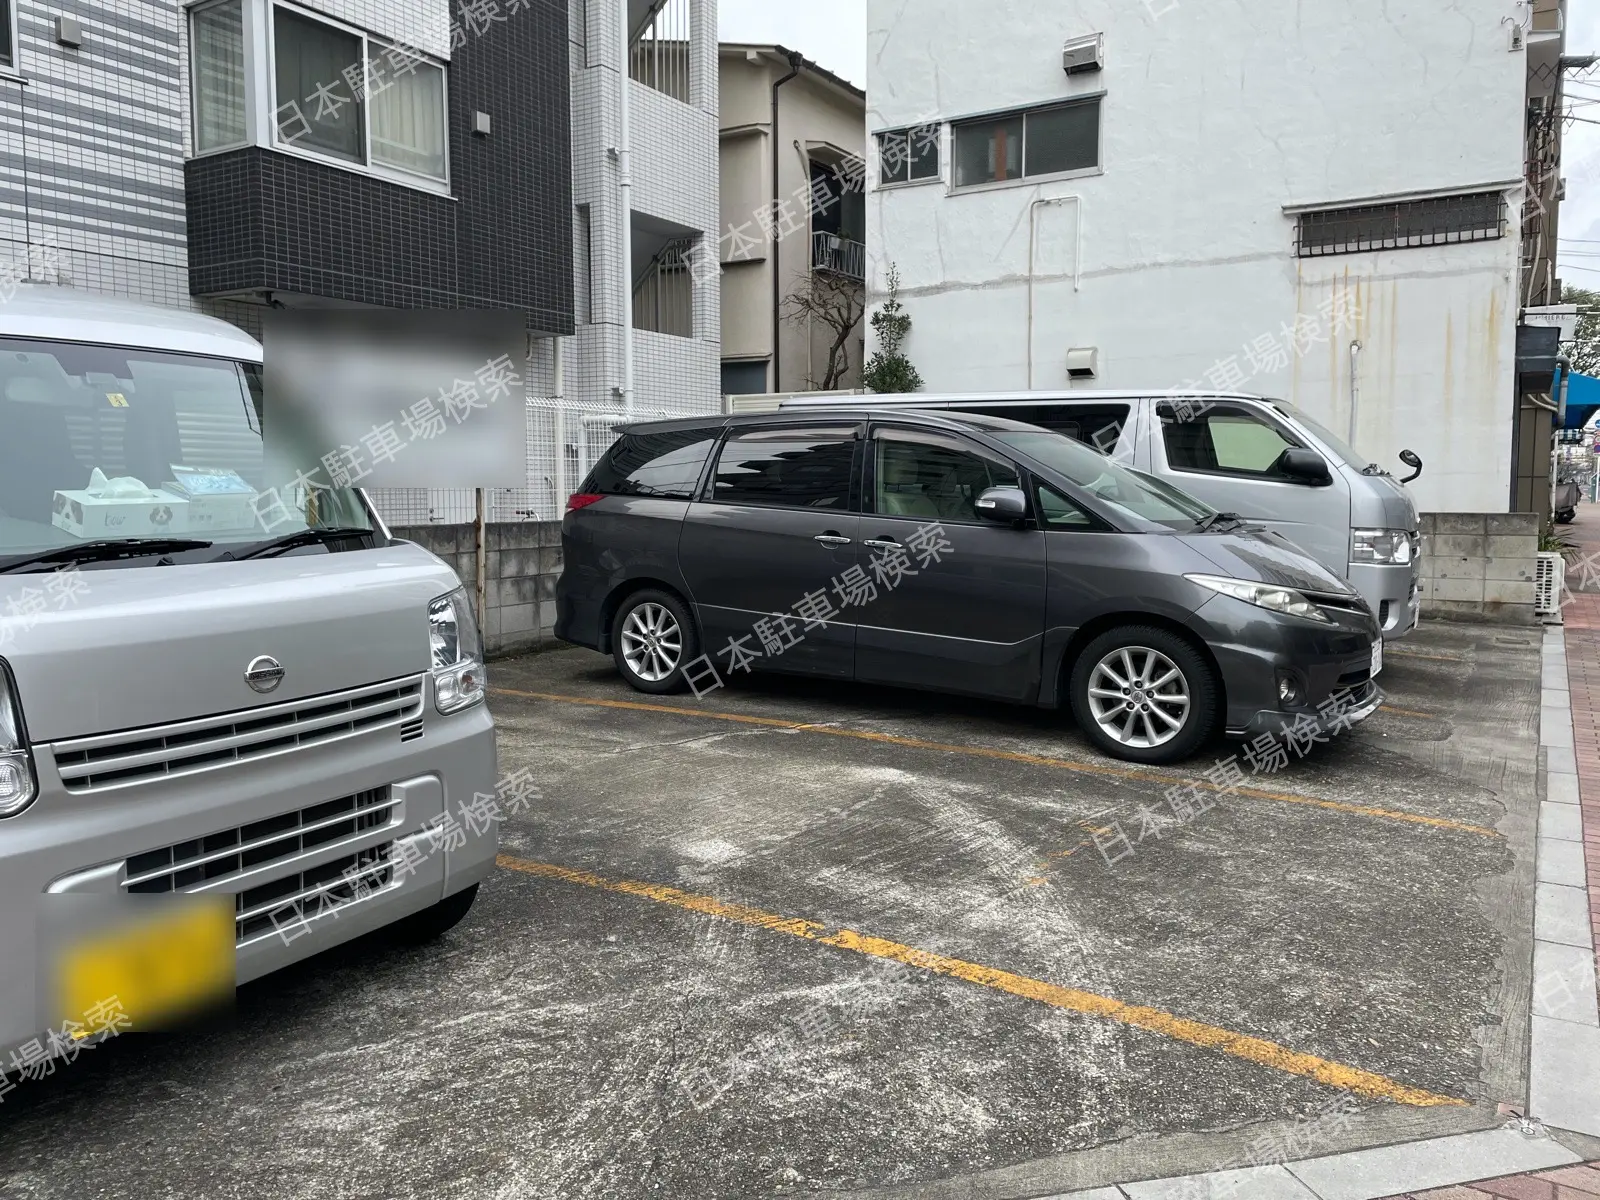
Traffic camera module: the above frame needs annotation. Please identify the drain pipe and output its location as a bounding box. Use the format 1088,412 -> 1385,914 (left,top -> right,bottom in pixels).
1026,195 -> 1082,390
770,49 -> 804,393
553,338 -> 566,509
1347,340 -> 1362,445
617,0 -> 636,413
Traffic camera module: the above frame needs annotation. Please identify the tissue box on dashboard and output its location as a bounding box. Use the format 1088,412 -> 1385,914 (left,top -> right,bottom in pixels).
52,488 -> 189,538
163,467 -> 259,533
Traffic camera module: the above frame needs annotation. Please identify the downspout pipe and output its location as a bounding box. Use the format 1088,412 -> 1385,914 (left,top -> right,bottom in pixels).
1347,340 -> 1362,445
617,0 -> 636,413
771,49 -> 805,393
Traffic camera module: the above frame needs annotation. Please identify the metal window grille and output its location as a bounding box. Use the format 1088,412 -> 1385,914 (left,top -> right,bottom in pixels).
1294,191 -> 1505,258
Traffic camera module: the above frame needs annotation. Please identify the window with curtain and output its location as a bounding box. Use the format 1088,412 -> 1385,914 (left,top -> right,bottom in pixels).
273,7 -> 364,163
191,1 -> 246,152
369,41 -> 446,181
952,98 -> 1100,188
188,1 -> 451,190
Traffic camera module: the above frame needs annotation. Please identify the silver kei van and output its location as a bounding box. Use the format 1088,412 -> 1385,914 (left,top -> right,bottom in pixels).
0,288 -> 497,1065
773,390 -> 1424,639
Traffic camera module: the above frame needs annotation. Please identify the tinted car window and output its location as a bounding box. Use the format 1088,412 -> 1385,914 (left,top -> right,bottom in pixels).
1036,482 -> 1095,528
588,428 -> 717,499
875,430 -> 1019,523
1159,404 -> 1301,479
992,429 -> 1210,529
962,404 -> 1130,455
711,426 -> 856,510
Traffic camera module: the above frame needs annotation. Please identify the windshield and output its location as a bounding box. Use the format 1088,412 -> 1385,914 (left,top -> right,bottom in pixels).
0,338 -> 371,566
1267,401 -> 1370,471
990,430 -> 1215,529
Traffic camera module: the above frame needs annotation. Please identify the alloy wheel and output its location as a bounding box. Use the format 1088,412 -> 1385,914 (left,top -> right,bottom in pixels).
620,602 -> 683,683
1086,645 -> 1191,749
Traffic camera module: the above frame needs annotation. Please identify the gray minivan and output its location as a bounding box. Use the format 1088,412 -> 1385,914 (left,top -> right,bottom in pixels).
0,289 -> 497,1069
770,391 -> 1423,640
556,409 -> 1384,766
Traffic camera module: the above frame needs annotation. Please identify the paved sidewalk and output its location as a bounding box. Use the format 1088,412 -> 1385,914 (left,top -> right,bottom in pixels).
1392,1162 -> 1600,1200
1560,515 -> 1600,966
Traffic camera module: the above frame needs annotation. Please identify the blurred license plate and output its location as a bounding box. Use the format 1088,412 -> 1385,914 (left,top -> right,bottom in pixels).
55,900 -> 234,1032
1371,640 -> 1384,677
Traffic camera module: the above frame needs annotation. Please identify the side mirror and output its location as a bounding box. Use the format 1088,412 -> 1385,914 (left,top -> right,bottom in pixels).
975,486 -> 1029,524
1398,450 -> 1423,484
1277,448 -> 1332,486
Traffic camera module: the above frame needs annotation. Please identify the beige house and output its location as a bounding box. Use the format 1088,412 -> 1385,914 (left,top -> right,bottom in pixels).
719,44 -> 866,397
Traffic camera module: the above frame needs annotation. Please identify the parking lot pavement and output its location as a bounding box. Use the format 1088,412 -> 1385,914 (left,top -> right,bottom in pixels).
0,622 -> 1549,1200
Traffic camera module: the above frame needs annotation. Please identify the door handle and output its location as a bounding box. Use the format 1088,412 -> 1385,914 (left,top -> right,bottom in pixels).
862,538 -> 901,550
814,534 -> 852,547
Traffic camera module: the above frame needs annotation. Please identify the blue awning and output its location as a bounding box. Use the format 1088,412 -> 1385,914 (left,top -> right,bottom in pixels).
1563,371 -> 1600,430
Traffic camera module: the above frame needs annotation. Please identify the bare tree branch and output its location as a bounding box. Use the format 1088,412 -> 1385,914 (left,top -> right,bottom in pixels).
780,271 -> 866,391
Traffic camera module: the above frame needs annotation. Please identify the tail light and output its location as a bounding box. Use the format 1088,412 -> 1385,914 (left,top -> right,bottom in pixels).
566,493 -> 604,513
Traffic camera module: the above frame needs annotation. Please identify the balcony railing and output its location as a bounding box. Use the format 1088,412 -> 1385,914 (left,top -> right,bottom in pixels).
629,0 -> 691,104
812,232 -> 865,281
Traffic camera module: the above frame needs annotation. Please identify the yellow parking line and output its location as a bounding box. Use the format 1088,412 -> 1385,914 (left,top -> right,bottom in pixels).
492,688 -> 1500,839
497,854 -> 1467,1109
1386,650 -> 1466,663
1380,705 -> 1437,719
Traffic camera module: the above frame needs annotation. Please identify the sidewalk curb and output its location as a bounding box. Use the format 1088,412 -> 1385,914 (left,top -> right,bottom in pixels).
1044,627 -> 1596,1200
1531,625 -> 1600,1137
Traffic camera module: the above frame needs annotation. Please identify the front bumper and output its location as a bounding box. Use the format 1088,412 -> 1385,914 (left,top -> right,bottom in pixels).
1347,561 -> 1420,640
1193,594 -> 1383,739
0,691 -> 496,1068
1236,678 -> 1383,739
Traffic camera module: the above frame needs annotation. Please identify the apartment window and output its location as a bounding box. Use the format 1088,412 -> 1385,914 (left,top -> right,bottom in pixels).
876,127 -> 939,186
952,97 -> 1100,188
0,0 -> 13,69
1294,191 -> 1505,258
190,0 -> 450,188
368,40 -> 446,179
192,1 -> 247,152
275,8 -> 363,161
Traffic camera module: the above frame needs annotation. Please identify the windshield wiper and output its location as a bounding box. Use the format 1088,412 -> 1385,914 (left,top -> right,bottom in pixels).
0,537 -> 214,574
1195,512 -> 1245,532
221,527 -> 374,561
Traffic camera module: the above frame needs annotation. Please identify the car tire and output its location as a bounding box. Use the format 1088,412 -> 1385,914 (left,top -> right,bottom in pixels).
611,588 -> 699,695
389,883 -> 479,944
1069,626 -> 1219,765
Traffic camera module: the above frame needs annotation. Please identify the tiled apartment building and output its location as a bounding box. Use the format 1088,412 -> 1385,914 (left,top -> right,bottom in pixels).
0,0 -> 720,524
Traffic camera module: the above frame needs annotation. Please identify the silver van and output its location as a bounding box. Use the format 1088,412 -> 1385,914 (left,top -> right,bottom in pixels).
771,391 -> 1423,639
0,289 -> 497,1066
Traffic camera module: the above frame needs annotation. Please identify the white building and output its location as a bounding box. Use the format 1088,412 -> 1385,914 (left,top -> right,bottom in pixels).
551,0 -> 722,513
865,0 -> 1566,520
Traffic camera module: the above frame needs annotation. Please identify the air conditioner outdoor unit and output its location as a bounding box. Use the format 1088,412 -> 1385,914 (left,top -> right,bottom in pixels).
1063,33 -> 1104,75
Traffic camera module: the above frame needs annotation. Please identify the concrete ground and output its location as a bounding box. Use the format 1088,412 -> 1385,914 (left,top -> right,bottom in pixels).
0,621 -> 1556,1199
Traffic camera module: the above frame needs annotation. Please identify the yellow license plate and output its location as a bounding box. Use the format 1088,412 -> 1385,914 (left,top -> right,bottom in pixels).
55,899 -> 234,1033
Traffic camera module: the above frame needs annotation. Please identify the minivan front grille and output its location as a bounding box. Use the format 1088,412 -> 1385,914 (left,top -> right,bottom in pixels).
1308,592 -> 1372,621
122,787 -> 398,943
52,676 -> 425,793
124,787 -> 396,894
235,845 -> 393,944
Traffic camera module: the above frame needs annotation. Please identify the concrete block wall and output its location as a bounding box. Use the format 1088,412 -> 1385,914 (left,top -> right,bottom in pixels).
392,522 -> 564,657
1419,512 -> 1540,626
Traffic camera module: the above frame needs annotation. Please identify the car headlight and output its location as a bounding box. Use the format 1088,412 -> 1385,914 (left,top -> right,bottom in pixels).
430,587 -> 486,715
1184,574 -> 1333,625
1351,528 -> 1413,565
0,661 -> 37,818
